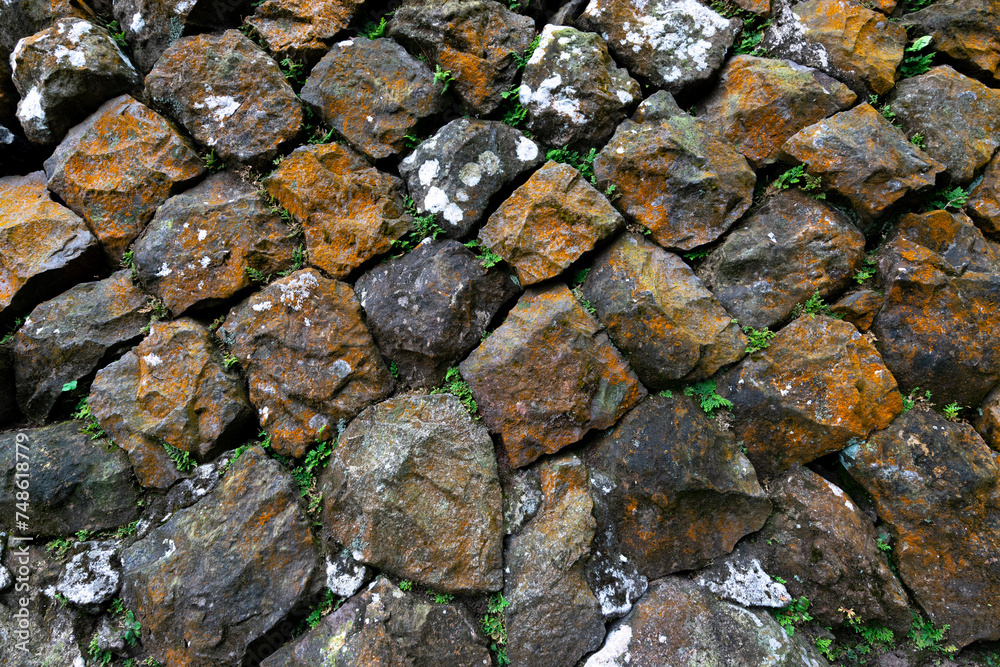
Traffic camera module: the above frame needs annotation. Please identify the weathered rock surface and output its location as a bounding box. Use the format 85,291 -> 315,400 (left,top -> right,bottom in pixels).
886,65 -> 1000,183
842,409 -> 1000,648
460,283 -> 645,469
0,422 -> 140,537
967,149 -> 1000,238
122,447 -> 318,666
14,270 -> 149,422
479,161 -> 623,286
388,0 -> 535,115
699,55 -> 857,168
700,189 -> 867,329
505,455 -> 605,667
260,577 -> 492,667
519,24 -> 640,148
9,17 -> 140,144
246,0 -> 364,64
321,394 -> 503,593
577,0 -> 737,93
262,143 -> 410,278
55,540 -> 120,607
871,210 -> 1000,408
0,0 -> 89,54
720,315 -> 902,478
586,395 -> 771,579
581,233 -> 746,388
976,385 -> 1000,452
300,37 -> 445,161
780,103 -> 944,222
398,118 -> 542,238
44,94 -> 205,261
692,550 -> 792,608
355,240 -> 518,389
218,269 -> 393,457
903,0 -> 1000,84
595,112 -> 755,251
829,288 -> 882,332
146,29 -> 303,166
134,172 -> 299,315
0,171 -> 98,322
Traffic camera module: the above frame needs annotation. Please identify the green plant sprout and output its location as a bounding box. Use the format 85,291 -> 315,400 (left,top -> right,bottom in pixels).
683,379 -> 733,417
434,65 -> 456,94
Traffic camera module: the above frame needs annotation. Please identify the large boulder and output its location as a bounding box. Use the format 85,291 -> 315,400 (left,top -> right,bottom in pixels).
903,0 -> 1000,84
246,0 -> 364,65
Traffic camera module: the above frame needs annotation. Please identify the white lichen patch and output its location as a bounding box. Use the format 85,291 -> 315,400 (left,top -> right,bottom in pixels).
56,544 -> 120,606
332,359 -> 352,378
520,73 -> 586,124
516,136 -> 539,162
64,19 -> 93,43
53,45 -> 86,67
583,624 -> 632,667
326,554 -> 368,598
252,300 -> 273,312
478,150 -> 502,175
197,228 -> 208,241
529,24 -> 560,66
193,95 -> 241,123
142,353 -> 163,367
459,162 -> 482,187
423,186 -> 464,225
154,262 -> 172,277
18,87 -> 45,124
174,0 -> 196,15
418,159 -> 440,186
130,12 -> 145,32
277,271 -> 318,310
694,557 -> 790,607
616,89 -> 633,105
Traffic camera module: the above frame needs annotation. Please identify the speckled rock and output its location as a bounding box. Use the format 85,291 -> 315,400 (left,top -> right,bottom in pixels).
14,270 -> 149,422
842,409 -> 1000,648
44,94 -> 205,261
903,0 -> 1000,84
388,0 -> 535,115
594,112 -> 756,251
699,189 -> 867,329
320,394 -> 503,593
355,240 -> 518,389
586,395 -> 771,579
580,233 -> 746,388
217,269 -> 394,458
246,0 -> 364,64
699,55 -> 857,168
134,172 -> 299,315
9,17 -> 140,144
967,150 -> 1000,238
719,315 -> 903,479
519,25 -> 640,148
262,143 -> 411,279
780,104 -> 944,222
55,541 -> 120,607
398,118 -> 542,238
300,37 -> 445,161
460,283 -> 646,469
145,29 -> 303,166
576,0 -> 738,94
479,161 -> 623,286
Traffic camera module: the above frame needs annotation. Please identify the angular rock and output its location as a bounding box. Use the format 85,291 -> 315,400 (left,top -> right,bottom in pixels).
903,0 -> 1000,84
631,90 -> 684,124
503,467 -> 542,536
581,233 -> 746,388
262,143 -> 410,279
246,0 -> 364,64
460,283 -> 646,469
693,551 -> 792,608
321,394 -> 503,593
0,0 -> 89,54
14,270 -> 149,422
90,319 -> 254,489
479,161 -> 623,286
871,210 -> 1000,408
218,269 -> 394,457
145,29 -> 303,166
967,149 -> 1000,238
505,455 -> 605,667
586,395 -> 771,579
699,55 -> 857,168
576,0 -> 737,93
0,422 -> 140,537
55,541 -> 120,607
842,409 -> 1000,647
134,172 -> 299,315
355,240 -> 518,389
762,0 -> 906,97
583,577 -> 828,667
300,37 -> 445,161
519,25 -> 640,148
595,113 -> 755,251
122,447 -> 318,666
886,65 -> 1000,183
829,288 -> 882,332
399,118 -> 542,238
9,18 -> 140,145
975,384 -> 1000,452
260,577 -> 492,667
720,315 -> 903,478
44,94 -> 205,261
388,0 -> 535,115
0,171 -> 98,322
780,103 -> 944,222
700,190 -> 867,329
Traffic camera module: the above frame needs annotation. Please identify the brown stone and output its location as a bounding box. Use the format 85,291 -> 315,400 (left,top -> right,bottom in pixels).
246,0 -> 364,64
44,95 -> 205,261
594,114 -> 756,251
581,233 -> 746,388
975,385 -> 1000,452
903,0 -> 1000,84
479,161 -> 622,286
460,283 -> 646,469
967,149 -> 1000,238
263,143 -> 411,279
720,315 -> 903,478
218,269 -> 394,458
830,289 -> 882,332
699,55 -> 857,168
780,103 -> 944,221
